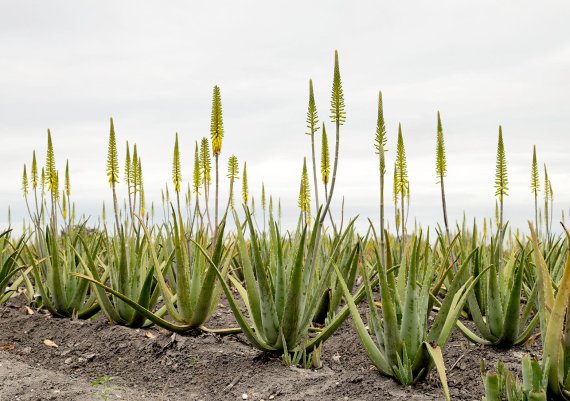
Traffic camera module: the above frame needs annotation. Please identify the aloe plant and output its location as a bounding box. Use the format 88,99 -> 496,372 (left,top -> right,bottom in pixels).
30,225 -> 99,318
76,213 -> 234,333
0,230 -> 26,305
455,243 -> 539,347
335,230 -> 485,401
530,222 -> 570,399
312,224 -> 360,325
196,208 -> 370,357
481,356 -> 547,401
72,229 -> 165,327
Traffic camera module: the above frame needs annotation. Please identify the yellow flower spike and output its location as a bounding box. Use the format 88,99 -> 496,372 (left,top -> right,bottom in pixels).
31,151 -> 38,190
46,129 -> 57,192
172,133 -> 182,193
210,85 -> 224,156
21,164 -> 28,197
321,124 -> 330,185
242,162 -> 248,204
200,137 -> 211,185
106,118 -> 120,187
298,157 -> 311,223
65,160 -> 71,197
192,141 -> 201,194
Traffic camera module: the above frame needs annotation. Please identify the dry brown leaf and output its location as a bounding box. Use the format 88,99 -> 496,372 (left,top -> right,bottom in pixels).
0,343 -> 15,351
43,339 -> 58,348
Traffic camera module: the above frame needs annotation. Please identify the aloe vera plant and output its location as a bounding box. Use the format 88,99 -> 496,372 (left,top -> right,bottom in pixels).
30,225 -> 99,318
530,222 -> 570,399
76,213 -> 233,333
312,225 -> 360,325
197,208 -> 370,357
481,356 -> 547,401
72,229 -> 165,327
335,230 -> 485,401
0,230 -> 26,305
455,242 -> 539,347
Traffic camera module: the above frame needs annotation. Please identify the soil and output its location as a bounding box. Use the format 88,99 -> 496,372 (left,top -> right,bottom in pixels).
0,295 -> 540,401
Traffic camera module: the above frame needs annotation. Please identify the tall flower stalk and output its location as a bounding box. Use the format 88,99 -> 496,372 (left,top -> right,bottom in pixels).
64,160 -> 71,228
320,123 -> 336,230
200,137 -> 213,233
395,123 -> 409,254
320,50 -> 345,226
531,145 -> 540,235
242,162 -> 249,205
261,182 -> 267,232
46,129 -> 58,231
107,118 -> 121,235
298,157 -> 311,225
306,79 -> 320,211
172,133 -> 182,218
225,154 -> 239,214
131,145 -> 139,218
544,164 -> 551,238
30,150 -> 40,223
321,124 -> 330,197
210,85 -> 224,238
21,164 -> 31,222
494,126 -> 508,267
374,90 -> 388,267
436,112 -> 451,243
393,162 -> 400,241
138,156 -> 145,217
124,141 -> 133,225
190,141 -> 202,232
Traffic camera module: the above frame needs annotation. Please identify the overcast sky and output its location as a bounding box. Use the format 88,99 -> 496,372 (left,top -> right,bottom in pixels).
1,1 -> 569,233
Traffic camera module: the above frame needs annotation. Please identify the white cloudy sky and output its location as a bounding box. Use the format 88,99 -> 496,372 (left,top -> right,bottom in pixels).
1,1 -> 569,233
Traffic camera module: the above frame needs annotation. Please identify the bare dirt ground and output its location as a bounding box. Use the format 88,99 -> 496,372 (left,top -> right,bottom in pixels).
0,295 -> 540,401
